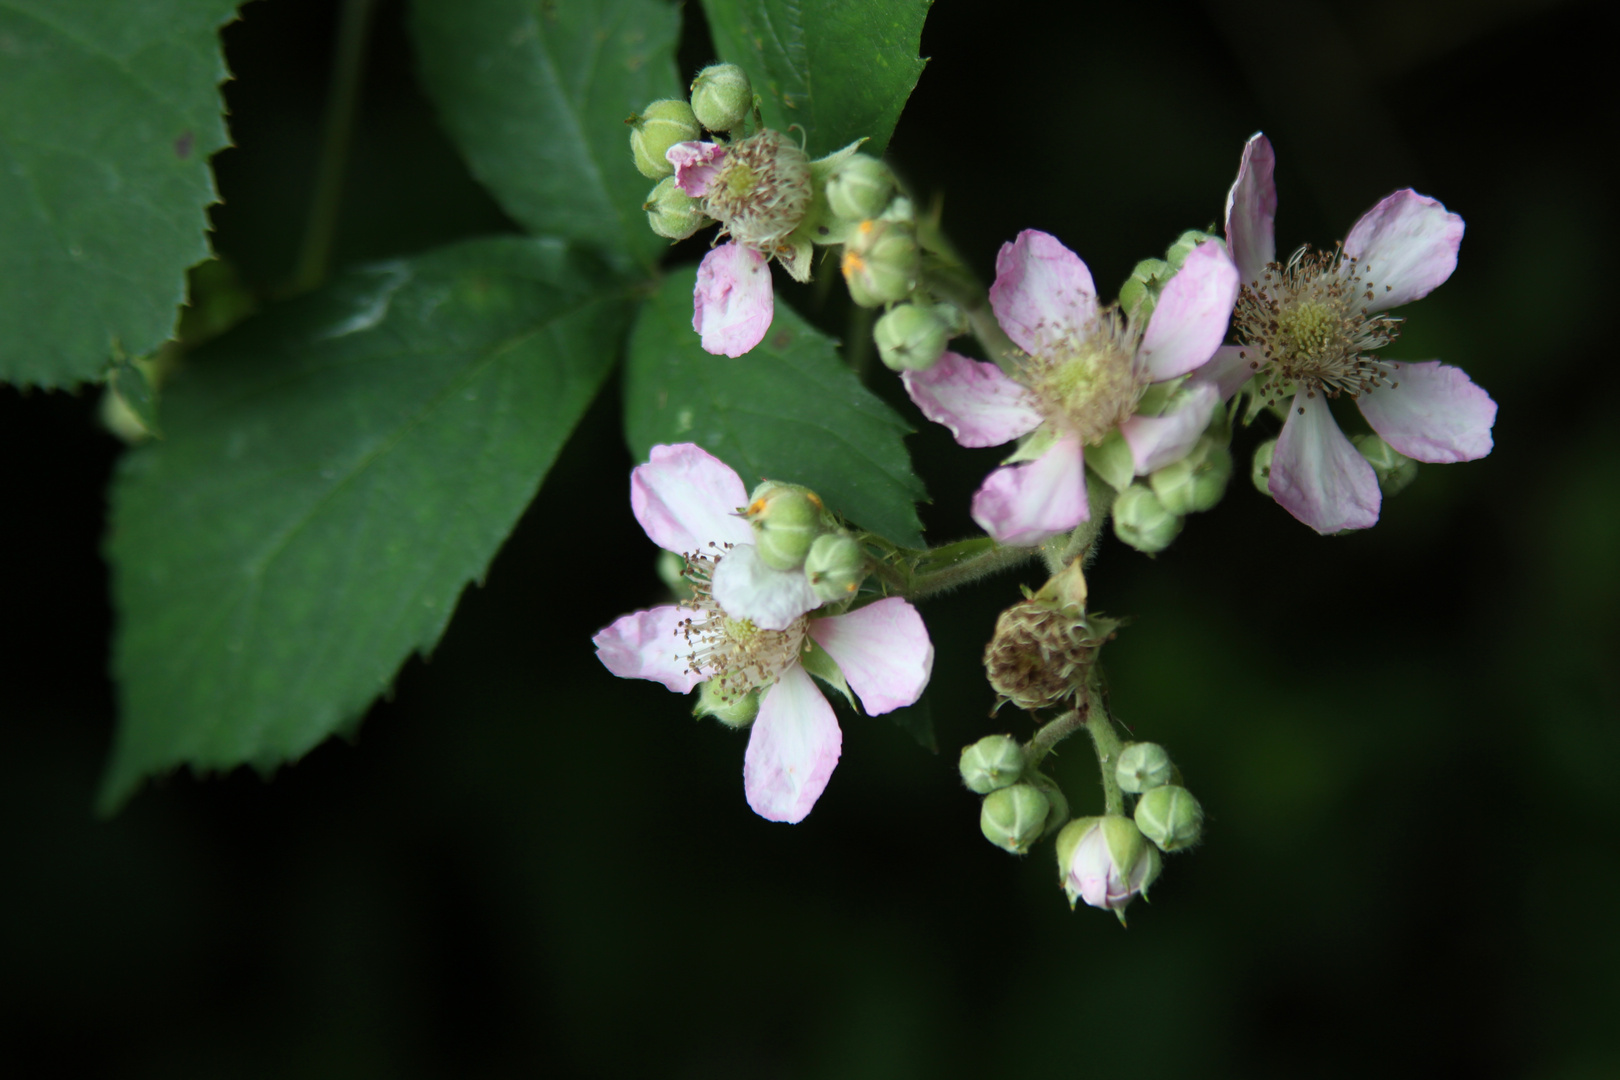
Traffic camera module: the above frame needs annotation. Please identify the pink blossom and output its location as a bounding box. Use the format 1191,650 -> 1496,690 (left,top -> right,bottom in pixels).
1057,816 -> 1161,919
1225,133 -> 1496,533
693,243 -> 774,357
593,443 -> 934,823
902,231 -> 1238,545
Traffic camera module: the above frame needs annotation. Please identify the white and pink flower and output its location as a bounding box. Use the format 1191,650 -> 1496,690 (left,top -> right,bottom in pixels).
1223,133 -> 1497,533
592,443 -> 934,823
902,230 -> 1239,546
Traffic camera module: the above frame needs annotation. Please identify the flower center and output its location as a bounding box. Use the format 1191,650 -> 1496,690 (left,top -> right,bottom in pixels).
1019,309 -> 1138,444
703,129 -> 811,249
678,547 -> 809,693
1233,246 -> 1402,399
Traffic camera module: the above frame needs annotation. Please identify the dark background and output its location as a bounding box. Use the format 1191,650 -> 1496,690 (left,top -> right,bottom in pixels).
4,0 -> 1616,1075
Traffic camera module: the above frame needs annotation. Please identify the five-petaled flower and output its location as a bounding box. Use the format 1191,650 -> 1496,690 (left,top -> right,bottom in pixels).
902,230 -> 1240,546
593,444 -> 934,823
1220,132 -> 1497,533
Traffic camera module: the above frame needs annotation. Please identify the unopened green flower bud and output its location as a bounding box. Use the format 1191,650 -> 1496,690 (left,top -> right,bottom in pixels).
1134,784 -> 1204,853
1113,483 -> 1183,554
1119,257 -> 1170,321
745,481 -> 824,571
695,680 -> 760,728
1353,433 -> 1418,496
690,63 -> 753,132
826,153 -> 895,222
980,783 -> 1050,855
804,533 -> 866,603
1150,440 -> 1233,516
1251,438 -> 1277,496
1028,771 -> 1070,838
1056,815 -> 1162,918
643,176 -> 711,240
959,734 -> 1024,794
1165,229 -> 1217,270
841,218 -> 920,307
874,302 -> 949,371
1116,742 -> 1175,794
629,98 -> 700,179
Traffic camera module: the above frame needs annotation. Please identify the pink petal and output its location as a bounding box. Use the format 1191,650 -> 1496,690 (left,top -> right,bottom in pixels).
631,442 -> 754,554
989,230 -> 1098,356
1270,391 -> 1381,533
1193,344 -> 1263,399
592,605 -> 700,693
900,351 -> 1043,448
1136,241 -> 1240,383
1342,190 -> 1464,313
694,243 -> 774,357
1119,382 -> 1222,474
807,597 -> 933,716
970,435 -> 1088,546
711,543 -> 822,631
1355,360 -> 1496,463
1224,133 -> 1277,287
667,140 -> 725,197
1069,825 -> 1117,910
743,663 -> 842,823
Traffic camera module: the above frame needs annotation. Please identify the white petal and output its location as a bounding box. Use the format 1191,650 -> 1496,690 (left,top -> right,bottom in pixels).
1192,344 -> 1263,400
1356,360 -> 1496,463
988,230 -> 1098,356
808,598 -> 933,716
1136,241 -> 1240,383
901,351 -> 1043,448
711,543 -> 822,631
630,443 -> 754,554
970,435 -> 1088,546
1119,383 -> 1221,474
1224,133 -> 1278,287
1342,190 -> 1464,313
592,605 -> 700,693
694,243 -> 774,357
1270,391 -> 1381,534
743,664 -> 842,823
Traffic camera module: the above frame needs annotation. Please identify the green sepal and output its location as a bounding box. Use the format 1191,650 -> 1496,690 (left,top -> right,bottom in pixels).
799,637 -> 856,711
1086,429 -> 1136,491
106,356 -> 162,441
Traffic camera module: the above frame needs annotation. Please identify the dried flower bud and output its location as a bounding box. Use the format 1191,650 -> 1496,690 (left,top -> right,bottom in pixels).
959,734 -> 1024,794
983,596 -> 1114,714
690,63 -> 753,133
629,99 -> 701,179
704,129 -> 812,249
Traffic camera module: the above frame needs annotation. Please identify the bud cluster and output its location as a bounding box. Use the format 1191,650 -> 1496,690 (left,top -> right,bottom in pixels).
742,480 -> 872,606
958,735 -> 1069,855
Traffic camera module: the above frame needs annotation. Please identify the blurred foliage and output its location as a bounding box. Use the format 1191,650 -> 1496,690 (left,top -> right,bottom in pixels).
3,0 -> 1617,1076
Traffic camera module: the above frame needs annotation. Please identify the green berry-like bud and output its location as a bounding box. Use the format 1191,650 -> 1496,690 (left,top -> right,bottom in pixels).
1113,483 -> 1183,554
1056,815 -> 1162,917
629,98 -> 701,179
745,481 -> 824,571
841,218 -> 920,307
690,63 -> 753,132
1165,229 -> 1217,270
1028,771 -> 1070,838
980,783 -> 1050,855
959,734 -> 1024,794
1119,257 -> 1171,321
1251,438 -> 1277,496
644,176 -> 712,240
1353,433 -> 1418,496
1134,784 -> 1204,853
804,533 -> 867,603
825,153 -> 895,222
1150,440 -> 1233,516
1116,742 -> 1175,794
873,302 -> 949,371
694,680 -> 760,728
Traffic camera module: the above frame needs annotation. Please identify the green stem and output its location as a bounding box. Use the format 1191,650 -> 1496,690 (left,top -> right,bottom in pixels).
290,0 -> 378,294
846,302 -> 876,383
1085,694 -> 1126,818
903,539 -> 1036,600
1025,704 -> 1087,770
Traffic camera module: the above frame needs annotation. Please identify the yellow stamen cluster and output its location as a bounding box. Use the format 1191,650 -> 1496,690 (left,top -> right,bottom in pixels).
677,545 -> 810,695
1019,308 -> 1140,445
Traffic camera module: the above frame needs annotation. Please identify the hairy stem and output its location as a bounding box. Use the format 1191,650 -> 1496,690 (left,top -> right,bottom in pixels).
903,539 -> 1036,599
291,0 -> 378,294
1084,693 -> 1127,818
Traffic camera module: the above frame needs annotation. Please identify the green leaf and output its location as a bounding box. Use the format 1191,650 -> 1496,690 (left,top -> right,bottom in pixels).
884,695 -> 936,753
0,0 -> 238,389
624,266 -> 926,547
101,237 -> 636,811
410,0 -> 681,272
699,0 -> 931,158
